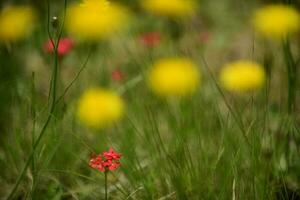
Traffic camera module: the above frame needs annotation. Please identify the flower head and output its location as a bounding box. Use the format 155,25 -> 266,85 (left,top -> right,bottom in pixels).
219,60 -> 265,93
139,32 -> 161,47
103,148 -> 122,160
253,5 -> 300,39
66,0 -> 130,40
89,148 -> 121,172
141,0 -> 197,18
111,69 -> 124,82
0,6 -> 36,42
43,38 -> 74,57
89,155 -> 105,172
77,88 -> 124,129
148,58 -> 200,97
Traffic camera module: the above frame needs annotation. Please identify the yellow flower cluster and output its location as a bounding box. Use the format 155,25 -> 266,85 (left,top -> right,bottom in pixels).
77,88 -> 124,129
219,60 -> 265,93
0,6 -> 36,42
66,0 -> 130,40
141,0 -> 197,18
253,5 -> 300,39
148,58 -> 200,97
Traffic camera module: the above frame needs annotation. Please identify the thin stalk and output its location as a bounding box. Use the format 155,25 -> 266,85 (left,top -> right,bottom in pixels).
29,46 -> 92,121
47,0 -> 55,103
145,106 -> 180,170
262,50 -> 273,134
55,48 -> 93,106
200,54 -> 251,147
282,39 -> 297,116
282,38 -> 297,169
5,1 -> 67,199
105,171 -> 108,200
30,72 -> 36,198
6,53 -> 58,200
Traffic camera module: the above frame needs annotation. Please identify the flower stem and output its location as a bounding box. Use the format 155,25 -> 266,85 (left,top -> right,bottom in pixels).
30,72 -> 37,198
5,1 -> 67,199
282,38 -> 297,116
105,171 -> 108,200
282,38 -> 297,169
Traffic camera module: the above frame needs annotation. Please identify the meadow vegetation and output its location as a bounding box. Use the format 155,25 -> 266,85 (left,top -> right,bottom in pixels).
0,0 -> 299,199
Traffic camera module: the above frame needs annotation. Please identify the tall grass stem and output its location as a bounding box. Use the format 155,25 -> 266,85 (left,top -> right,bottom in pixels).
5,1 -> 67,199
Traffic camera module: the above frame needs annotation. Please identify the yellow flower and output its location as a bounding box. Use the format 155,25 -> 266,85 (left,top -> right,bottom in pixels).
220,60 -> 265,92
0,6 -> 36,42
253,5 -> 300,39
141,0 -> 197,18
66,0 -> 130,40
148,58 -> 200,97
77,88 -> 124,129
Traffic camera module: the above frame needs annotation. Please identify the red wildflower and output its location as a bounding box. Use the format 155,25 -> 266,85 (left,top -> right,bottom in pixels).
43,38 -> 74,57
108,162 -> 121,171
89,148 -> 121,172
111,69 -> 124,82
89,155 -> 105,172
103,148 -> 122,160
139,32 -> 161,47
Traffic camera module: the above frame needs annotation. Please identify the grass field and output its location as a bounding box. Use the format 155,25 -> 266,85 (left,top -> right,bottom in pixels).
0,0 -> 299,199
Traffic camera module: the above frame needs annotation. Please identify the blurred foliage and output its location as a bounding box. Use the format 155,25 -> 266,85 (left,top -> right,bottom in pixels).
0,0 -> 299,199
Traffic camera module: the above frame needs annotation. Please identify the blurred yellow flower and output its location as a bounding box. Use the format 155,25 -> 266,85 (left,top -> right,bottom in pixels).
148,58 -> 200,97
66,0 -> 130,40
0,6 -> 36,42
253,5 -> 300,39
77,88 -> 124,129
220,60 -> 265,92
141,0 -> 197,18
